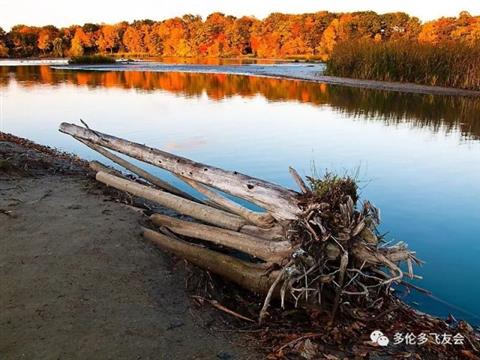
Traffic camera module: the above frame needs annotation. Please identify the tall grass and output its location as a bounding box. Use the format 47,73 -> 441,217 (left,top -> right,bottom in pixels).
326,40 -> 480,91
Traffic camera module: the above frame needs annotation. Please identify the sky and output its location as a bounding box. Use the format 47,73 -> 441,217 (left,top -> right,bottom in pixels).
1,0 -> 479,30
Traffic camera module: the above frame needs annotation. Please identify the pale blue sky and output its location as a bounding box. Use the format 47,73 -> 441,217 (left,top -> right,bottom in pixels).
1,0 -> 479,30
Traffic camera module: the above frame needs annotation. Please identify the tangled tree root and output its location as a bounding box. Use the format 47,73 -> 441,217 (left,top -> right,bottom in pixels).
60,122 -> 479,358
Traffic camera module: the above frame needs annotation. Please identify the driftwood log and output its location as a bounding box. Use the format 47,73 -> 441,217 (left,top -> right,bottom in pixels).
60,122 -> 422,323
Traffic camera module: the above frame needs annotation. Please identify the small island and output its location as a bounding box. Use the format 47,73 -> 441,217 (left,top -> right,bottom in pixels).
68,54 -> 117,65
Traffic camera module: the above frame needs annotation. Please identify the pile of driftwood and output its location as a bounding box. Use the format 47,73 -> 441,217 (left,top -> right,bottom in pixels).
60,122 -> 422,323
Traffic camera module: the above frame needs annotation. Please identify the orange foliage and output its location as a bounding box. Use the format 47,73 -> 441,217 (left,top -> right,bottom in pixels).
2,11 -> 479,59
97,24 -> 122,54
123,26 -> 144,53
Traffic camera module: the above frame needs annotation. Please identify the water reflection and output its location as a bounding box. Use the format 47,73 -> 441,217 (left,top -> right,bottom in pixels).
1,65 -> 479,139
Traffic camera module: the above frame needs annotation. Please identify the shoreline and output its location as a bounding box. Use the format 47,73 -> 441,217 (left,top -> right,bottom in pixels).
51,62 -> 480,97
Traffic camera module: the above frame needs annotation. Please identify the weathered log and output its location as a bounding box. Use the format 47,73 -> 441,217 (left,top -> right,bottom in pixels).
177,175 -> 275,228
89,160 -> 125,178
96,171 -> 247,230
352,243 -> 417,266
239,224 -> 285,241
91,165 -> 284,240
289,167 -> 309,194
78,137 -> 198,201
59,123 -> 301,220
90,154 -> 222,210
143,228 -> 278,294
151,213 -> 292,262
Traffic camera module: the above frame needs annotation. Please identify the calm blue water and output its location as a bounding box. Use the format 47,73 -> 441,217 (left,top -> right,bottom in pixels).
1,65 -> 479,325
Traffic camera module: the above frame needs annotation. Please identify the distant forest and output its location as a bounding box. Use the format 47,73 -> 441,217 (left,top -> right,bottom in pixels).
0,11 -> 479,59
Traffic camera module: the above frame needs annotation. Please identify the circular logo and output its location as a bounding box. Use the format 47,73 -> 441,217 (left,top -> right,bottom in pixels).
370,330 -> 384,342
377,335 -> 390,347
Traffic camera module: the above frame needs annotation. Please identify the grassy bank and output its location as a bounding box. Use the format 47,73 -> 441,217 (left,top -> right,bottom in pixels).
68,55 -> 116,65
325,40 -> 480,91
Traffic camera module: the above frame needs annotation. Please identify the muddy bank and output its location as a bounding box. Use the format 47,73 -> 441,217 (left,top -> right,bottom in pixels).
0,133 -> 257,359
52,62 -> 480,97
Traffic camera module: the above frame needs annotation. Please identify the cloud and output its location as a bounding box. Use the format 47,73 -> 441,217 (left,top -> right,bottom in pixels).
163,137 -> 207,152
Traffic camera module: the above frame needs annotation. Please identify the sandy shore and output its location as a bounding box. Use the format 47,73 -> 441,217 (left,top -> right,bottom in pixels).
53,62 -> 480,97
0,134 -> 257,359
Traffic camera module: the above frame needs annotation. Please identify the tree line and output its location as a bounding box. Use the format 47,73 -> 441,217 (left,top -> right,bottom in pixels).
0,11 -> 479,59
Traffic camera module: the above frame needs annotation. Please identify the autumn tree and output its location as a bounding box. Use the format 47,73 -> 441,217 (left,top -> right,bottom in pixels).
144,26 -> 163,55
228,16 -> 256,55
58,26 -> 75,55
69,29 -> 85,56
7,25 -> 40,57
70,23 -> 99,55
251,13 -> 290,57
69,24 -> 99,56
52,37 -> 64,57
418,17 -> 456,43
0,27 -> 8,57
302,12 -> 336,56
198,12 -> 235,56
422,12 -> 480,44
123,25 -> 144,53
155,17 -> 190,57
318,17 -> 343,60
38,25 -> 58,55
380,13 -> 421,40
281,15 -> 310,56
180,14 -> 203,56
454,12 -> 480,43
97,24 -> 122,53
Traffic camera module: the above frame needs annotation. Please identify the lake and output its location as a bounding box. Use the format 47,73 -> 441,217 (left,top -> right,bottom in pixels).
1,64 -> 479,325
